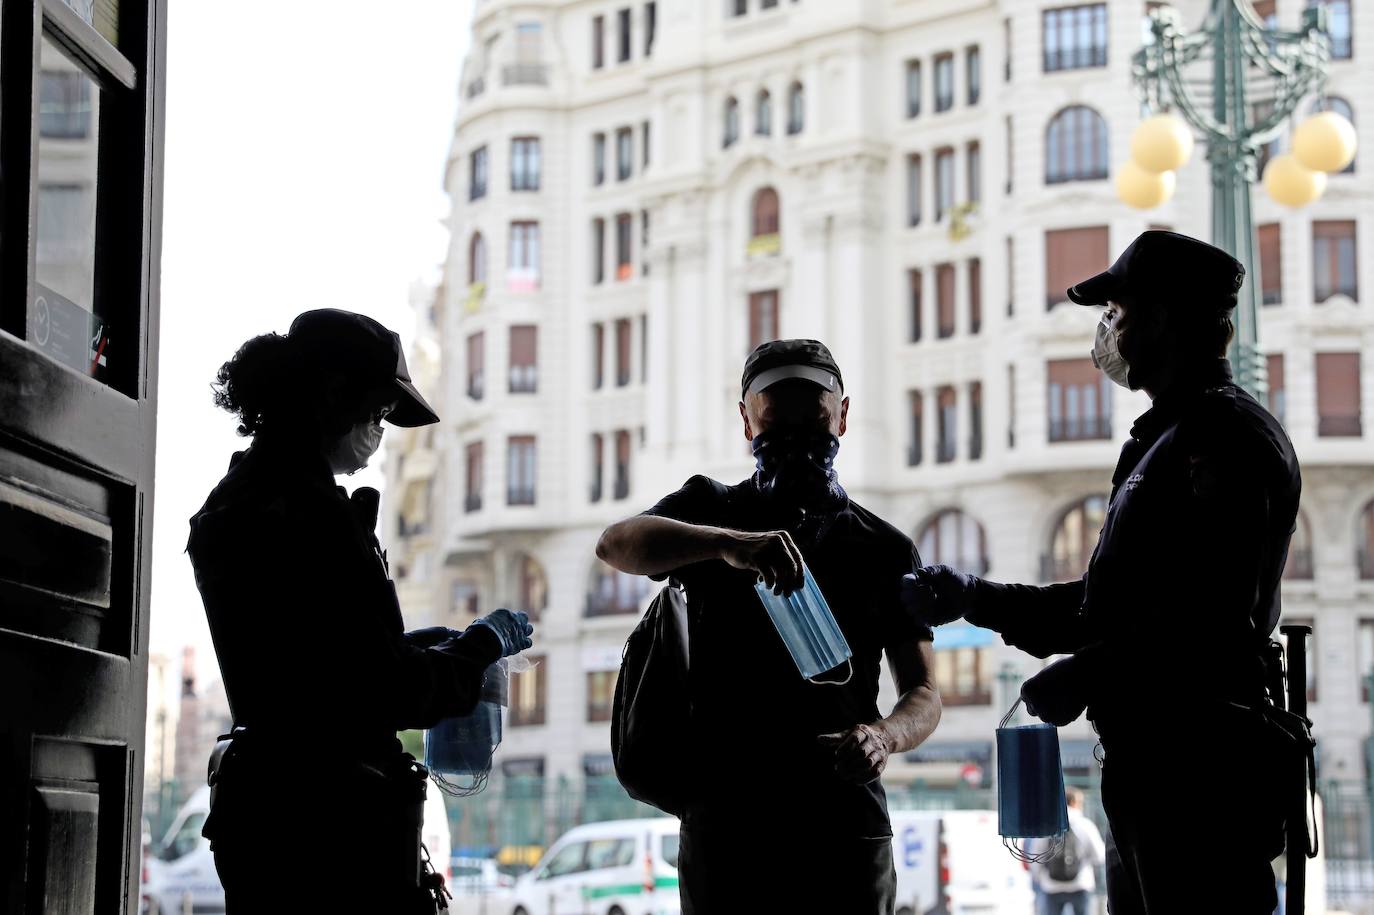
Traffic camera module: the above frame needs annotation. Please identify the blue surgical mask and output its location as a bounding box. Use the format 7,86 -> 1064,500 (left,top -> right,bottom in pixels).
753,559 -> 853,684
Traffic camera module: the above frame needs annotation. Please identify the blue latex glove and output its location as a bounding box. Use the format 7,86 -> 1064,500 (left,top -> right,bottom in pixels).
901,564 -> 979,627
468,608 -> 534,658
1021,655 -> 1090,726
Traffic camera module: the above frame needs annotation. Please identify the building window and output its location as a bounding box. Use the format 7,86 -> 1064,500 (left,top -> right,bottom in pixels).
508,222 -> 541,290
935,148 -> 955,222
464,442 -> 484,513
909,268 -> 923,342
514,553 -> 549,621
968,259 -> 982,335
467,332 -> 485,400
1043,4 -> 1109,72
452,579 -> 480,619
587,670 -> 618,722
592,15 -> 605,68
936,263 -> 956,339
1316,352 -> 1362,437
639,314 -> 649,382
587,558 -> 653,616
469,146 -> 488,200
1359,501 -> 1374,579
917,509 -> 989,575
905,60 -> 922,118
755,89 -> 772,136
969,381 -> 984,461
593,132 -> 607,185
618,7 -> 632,62
724,97 -> 740,147
1045,495 -> 1108,581
934,647 -> 994,706
641,211 -> 651,276
966,45 -> 981,105
1045,226 -> 1109,310
787,82 -> 805,134
38,71 -> 91,138
1284,512 -> 1314,580
614,429 -> 632,499
1004,17 -> 1013,81
1007,363 -> 1017,447
1045,106 -> 1109,183
509,325 -> 538,394
469,232 -> 487,286
645,2 -> 657,56
908,391 -> 924,466
937,385 -> 957,463
934,53 -> 954,112
592,323 -> 605,389
591,217 -> 606,284
751,187 -> 780,239
967,141 -> 982,205
1309,0 -> 1352,59
1313,220 -> 1358,301
614,213 -> 633,280
1258,222 -> 1282,305
614,127 -> 632,181
1047,358 -> 1113,441
732,0 -> 747,17
507,436 -> 537,506
1005,116 -> 1014,194
590,433 -> 604,502
1006,234 -> 1015,315
615,318 -> 633,386
510,656 -> 547,726
1359,620 -> 1374,701
1276,622 -> 1317,703
511,137 -> 541,191
642,120 -> 652,168
748,290 -> 779,353
906,155 -> 923,227
1267,353 -> 1286,426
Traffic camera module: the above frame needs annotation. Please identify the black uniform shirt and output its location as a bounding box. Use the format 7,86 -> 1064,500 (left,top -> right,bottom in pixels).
640,474 -> 933,839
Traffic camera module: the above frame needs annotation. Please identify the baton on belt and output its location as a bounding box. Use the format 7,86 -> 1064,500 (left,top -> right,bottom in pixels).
1281,622 -> 1313,915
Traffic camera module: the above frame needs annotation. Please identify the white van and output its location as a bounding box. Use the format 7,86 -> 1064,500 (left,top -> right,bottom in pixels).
142,779 -> 452,914
889,809 -> 1035,915
508,819 -> 681,915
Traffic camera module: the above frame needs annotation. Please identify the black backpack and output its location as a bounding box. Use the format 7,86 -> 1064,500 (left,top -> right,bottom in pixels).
1046,826 -> 1084,882
610,583 -> 691,817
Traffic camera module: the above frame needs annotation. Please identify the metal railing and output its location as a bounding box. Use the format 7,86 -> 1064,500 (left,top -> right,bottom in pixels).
502,63 -> 549,87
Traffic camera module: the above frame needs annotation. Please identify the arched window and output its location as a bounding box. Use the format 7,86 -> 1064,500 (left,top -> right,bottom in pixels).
1283,512 -> 1314,580
469,232 -> 487,285
586,557 -> 652,617
512,553 -> 549,620
1045,495 -> 1108,581
1359,501 -> 1374,579
916,510 -> 989,575
756,89 -> 772,136
787,81 -> 805,135
1045,106 -> 1109,184
723,96 -> 740,148
1312,96 -> 1356,174
751,186 -> 780,238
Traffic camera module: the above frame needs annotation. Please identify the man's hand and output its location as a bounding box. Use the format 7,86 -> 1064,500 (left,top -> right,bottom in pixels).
817,723 -> 890,784
1021,656 -> 1090,726
718,529 -> 805,596
901,565 -> 979,627
467,608 -> 534,658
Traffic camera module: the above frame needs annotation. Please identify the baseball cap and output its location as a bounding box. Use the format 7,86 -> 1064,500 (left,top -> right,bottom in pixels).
741,339 -> 844,400
286,309 -> 440,427
1067,230 -> 1245,311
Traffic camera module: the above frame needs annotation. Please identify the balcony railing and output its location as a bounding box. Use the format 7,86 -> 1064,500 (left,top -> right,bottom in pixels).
509,366 -> 538,394
586,594 -> 643,617
508,487 -> 537,506
1043,46 -> 1107,72
937,441 -> 956,464
502,63 -> 549,87
1358,549 -> 1374,580
464,493 -> 482,514
589,480 -> 603,503
467,373 -> 485,401
1318,415 -> 1362,437
509,704 -> 546,727
613,475 -> 629,500
1049,417 -> 1112,443
907,444 -> 923,467
1315,284 -> 1358,302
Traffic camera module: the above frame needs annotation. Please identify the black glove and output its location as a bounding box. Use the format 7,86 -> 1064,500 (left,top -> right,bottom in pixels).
1021,655 -> 1090,726
467,608 -> 534,658
901,564 -> 980,627
404,626 -> 462,648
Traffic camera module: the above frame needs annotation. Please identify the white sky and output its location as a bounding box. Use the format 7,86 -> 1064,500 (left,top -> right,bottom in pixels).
150,2 -> 473,695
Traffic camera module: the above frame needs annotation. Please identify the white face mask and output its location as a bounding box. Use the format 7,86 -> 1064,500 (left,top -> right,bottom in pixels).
1091,312 -> 1133,390
327,419 -> 384,475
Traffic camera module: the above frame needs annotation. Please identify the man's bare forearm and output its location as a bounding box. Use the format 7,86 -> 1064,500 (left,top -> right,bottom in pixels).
596,515 -> 730,577
874,684 -> 942,755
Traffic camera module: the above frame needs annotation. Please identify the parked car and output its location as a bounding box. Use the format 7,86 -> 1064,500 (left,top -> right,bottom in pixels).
509,818 -> 680,915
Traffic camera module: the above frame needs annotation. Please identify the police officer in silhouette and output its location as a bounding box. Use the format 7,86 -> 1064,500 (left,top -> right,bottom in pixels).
187,309 -> 532,912
904,232 -> 1302,914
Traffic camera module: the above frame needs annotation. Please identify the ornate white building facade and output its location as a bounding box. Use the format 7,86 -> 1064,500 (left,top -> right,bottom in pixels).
384,0 -> 1374,797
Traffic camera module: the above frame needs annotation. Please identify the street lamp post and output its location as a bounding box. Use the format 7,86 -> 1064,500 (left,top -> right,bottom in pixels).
1128,0 -> 1335,398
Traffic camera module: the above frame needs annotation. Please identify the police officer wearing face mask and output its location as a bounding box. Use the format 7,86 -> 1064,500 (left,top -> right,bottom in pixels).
903,231 -> 1303,914
597,339 -> 942,915
187,309 -> 533,913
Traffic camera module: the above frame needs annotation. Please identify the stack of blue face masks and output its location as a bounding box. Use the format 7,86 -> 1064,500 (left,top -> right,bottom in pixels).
752,561 -> 852,683
995,698 -> 1069,861
425,658 -> 516,797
